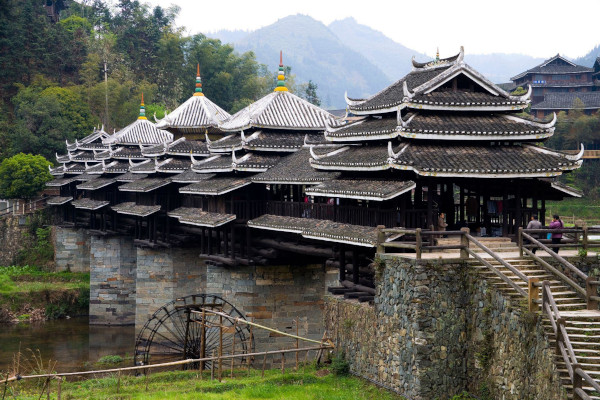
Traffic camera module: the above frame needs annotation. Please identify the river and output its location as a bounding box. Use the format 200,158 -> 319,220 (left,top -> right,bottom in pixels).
0,317 -> 134,373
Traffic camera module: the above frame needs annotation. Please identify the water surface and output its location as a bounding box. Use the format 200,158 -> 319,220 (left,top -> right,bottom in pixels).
0,317 -> 134,373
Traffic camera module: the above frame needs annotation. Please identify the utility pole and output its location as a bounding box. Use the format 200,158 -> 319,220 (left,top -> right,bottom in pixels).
104,61 -> 109,130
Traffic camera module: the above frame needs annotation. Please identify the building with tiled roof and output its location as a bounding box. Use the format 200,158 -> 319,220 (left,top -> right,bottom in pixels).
510,54 -> 597,114
46,48 -> 584,290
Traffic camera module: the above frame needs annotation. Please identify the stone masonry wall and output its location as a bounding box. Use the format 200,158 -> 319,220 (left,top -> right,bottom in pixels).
135,247 -> 207,332
0,215 -> 35,266
325,257 -> 565,400
54,227 -> 90,272
207,263 -> 338,364
89,235 -> 136,325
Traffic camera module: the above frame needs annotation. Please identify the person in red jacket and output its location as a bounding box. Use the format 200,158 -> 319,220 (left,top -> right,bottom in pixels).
549,214 -> 564,254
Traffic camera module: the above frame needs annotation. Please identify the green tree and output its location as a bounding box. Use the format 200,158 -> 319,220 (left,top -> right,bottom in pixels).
303,80 -> 321,106
0,153 -> 53,199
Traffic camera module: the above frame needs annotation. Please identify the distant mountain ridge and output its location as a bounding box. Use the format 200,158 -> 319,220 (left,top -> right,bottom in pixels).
209,15 -> 597,108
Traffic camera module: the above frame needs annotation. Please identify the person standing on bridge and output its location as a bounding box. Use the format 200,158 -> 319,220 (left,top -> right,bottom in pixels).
526,215 -> 542,254
549,214 -> 564,254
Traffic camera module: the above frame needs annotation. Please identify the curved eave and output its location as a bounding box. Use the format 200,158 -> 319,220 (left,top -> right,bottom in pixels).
551,182 -> 583,198
247,223 -> 304,235
306,183 -> 416,202
179,182 -> 251,196
397,131 -> 553,141
406,102 -> 528,112
177,215 -> 237,228
234,166 -> 270,172
242,145 -> 299,152
390,162 -> 582,178
324,130 -> 399,142
300,233 -> 375,248
208,145 -> 243,154
251,179 -> 324,185
309,160 -> 390,172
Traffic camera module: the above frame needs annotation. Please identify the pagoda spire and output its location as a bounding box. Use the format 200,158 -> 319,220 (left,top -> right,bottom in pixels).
274,51 -> 288,92
138,93 -> 147,120
436,47 -> 440,61
193,63 -> 204,96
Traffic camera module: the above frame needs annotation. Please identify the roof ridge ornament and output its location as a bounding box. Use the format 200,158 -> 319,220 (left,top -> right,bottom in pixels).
138,93 -> 147,120
565,143 -> 585,161
387,141 -> 408,159
204,132 -> 212,146
508,84 -> 532,102
193,63 -> 204,96
402,81 -> 414,100
274,51 -> 289,92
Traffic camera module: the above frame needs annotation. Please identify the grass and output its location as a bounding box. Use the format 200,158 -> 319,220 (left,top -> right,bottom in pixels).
0,265 -> 89,320
546,197 -> 600,223
7,366 -> 407,400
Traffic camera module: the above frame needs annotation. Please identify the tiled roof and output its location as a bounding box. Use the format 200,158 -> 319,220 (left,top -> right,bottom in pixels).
190,155 -> 233,173
108,146 -> 146,159
325,117 -> 397,142
167,139 -> 210,156
220,91 -> 338,131
248,214 -> 379,247
233,153 -> 280,172
156,158 -> 190,173
76,178 -> 117,191
129,159 -> 156,174
115,172 -> 148,182
67,128 -> 110,151
306,178 -> 415,201
155,95 -> 231,131
111,202 -> 161,217
398,112 -> 554,140
531,93 -> 600,110
64,163 -> 87,174
348,66 -> 451,112
243,130 -> 309,152
179,177 -> 251,196
104,119 -> 173,145
46,177 -> 78,187
100,160 -> 130,174
46,196 -> 72,205
408,91 -> 527,108
310,142 -> 583,177
71,198 -> 110,210
119,178 -> 171,192
171,169 -> 216,183
207,134 -> 242,153
74,173 -> 100,181
140,143 -> 166,157
511,54 -> 593,80
57,151 -> 96,163
168,207 -> 236,228
252,148 -> 339,184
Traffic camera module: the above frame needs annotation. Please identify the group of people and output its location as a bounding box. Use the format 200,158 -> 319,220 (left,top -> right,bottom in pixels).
436,212 -> 565,254
527,214 -> 564,254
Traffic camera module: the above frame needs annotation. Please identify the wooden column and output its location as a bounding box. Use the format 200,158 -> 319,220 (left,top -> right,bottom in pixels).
426,184 -> 433,229
207,228 -> 212,255
338,245 -> 346,282
230,224 -> 236,260
223,228 -> 229,257
246,227 -> 252,260
483,193 -> 490,234
541,199 -> 546,226
459,185 -> 465,223
502,192 -> 508,237
216,228 -> 221,254
352,249 -> 359,284
515,187 -> 522,234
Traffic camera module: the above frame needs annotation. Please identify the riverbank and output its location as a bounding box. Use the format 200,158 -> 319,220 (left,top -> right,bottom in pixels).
7,366 -> 407,400
0,265 -> 89,323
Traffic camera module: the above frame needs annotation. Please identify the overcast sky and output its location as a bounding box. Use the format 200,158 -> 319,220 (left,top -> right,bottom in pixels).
137,0 -> 598,59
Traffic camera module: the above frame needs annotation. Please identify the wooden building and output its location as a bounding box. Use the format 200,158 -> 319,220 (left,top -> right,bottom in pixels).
47,49 -> 584,288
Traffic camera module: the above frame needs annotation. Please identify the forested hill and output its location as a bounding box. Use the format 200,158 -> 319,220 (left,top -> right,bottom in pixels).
0,0 -> 274,163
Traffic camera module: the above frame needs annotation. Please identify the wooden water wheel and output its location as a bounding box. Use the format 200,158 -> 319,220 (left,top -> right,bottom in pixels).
134,294 -> 252,369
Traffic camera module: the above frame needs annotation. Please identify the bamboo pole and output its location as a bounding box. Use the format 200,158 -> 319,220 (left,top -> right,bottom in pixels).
230,320 -> 237,378
218,315 -> 223,382
247,319 -> 253,376
3,345 -> 333,383
295,319 -> 299,371
192,309 -> 326,345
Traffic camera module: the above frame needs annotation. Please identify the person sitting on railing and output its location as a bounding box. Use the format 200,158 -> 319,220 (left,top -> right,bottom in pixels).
549,214 -> 564,254
526,215 -> 542,254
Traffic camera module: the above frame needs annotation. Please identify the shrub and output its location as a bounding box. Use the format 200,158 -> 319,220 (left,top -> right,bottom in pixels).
330,352 -> 350,376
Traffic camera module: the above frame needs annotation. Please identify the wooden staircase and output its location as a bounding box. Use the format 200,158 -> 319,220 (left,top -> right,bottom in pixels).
469,257 -> 600,399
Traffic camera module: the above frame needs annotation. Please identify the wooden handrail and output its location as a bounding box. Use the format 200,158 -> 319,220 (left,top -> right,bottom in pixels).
521,232 -> 587,281
466,234 -> 530,283
576,368 -> 600,393
466,248 -> 527,297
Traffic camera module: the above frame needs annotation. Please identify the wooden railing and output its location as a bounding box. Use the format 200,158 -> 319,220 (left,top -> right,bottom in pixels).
0,197 -> 48,218
539,280 -> 600,400
519,228 -> 600,310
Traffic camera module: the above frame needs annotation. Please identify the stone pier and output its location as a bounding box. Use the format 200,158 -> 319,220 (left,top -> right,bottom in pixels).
135,247 -> 207,332
54,227 -> 90,272
89,236 -> 136,325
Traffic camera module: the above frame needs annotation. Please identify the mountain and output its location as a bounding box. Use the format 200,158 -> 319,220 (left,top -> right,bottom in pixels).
464,54 -> 545,83
208,29 -> 248,45
210,15 -> 391,109
328,17 -> 427,82
574,44 -> 600,67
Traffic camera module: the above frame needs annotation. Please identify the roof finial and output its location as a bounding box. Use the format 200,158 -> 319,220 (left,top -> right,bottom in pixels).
274,50 -> 289,92
193,63 -> 204,96
436,47 -> 440,61
138,93 -> 147,120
